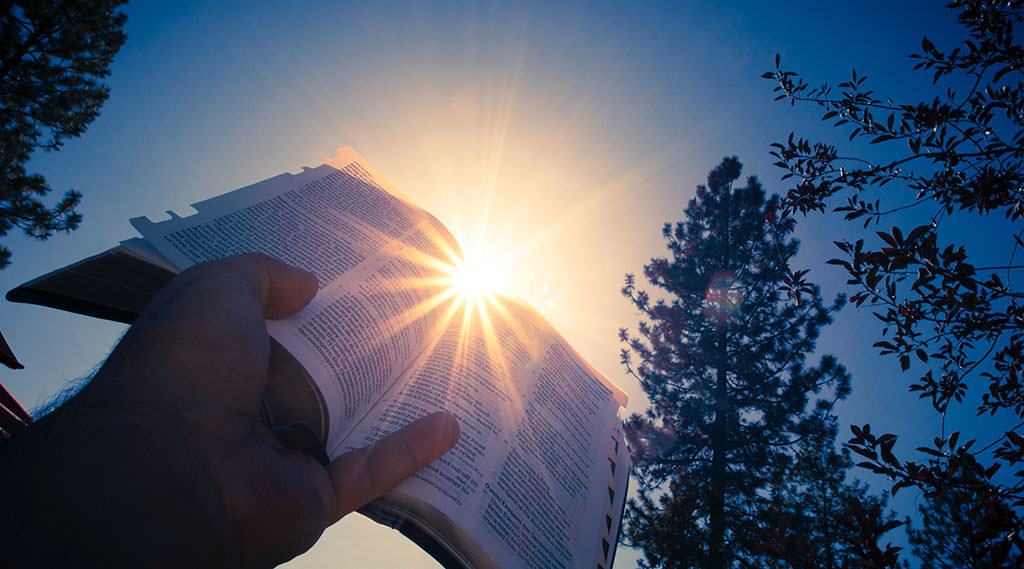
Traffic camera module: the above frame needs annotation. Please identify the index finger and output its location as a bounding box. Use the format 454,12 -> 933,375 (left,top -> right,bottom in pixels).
98,254 -> 320,416
153,253 -> 319,320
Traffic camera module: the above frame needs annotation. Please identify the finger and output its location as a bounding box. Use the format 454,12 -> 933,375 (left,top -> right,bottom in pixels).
327,412 -> 460,518
101,254 -> 317,415
210,253 -> 319,319
132,253 -> 318,333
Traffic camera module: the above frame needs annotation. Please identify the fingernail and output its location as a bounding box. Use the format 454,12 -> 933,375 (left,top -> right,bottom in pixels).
435,412 -> 461,448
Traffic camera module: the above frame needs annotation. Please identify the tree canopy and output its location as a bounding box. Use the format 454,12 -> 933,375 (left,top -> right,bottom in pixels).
0,0 -> 127,268
764,0 -> 1024,564
620,157 -> 855,568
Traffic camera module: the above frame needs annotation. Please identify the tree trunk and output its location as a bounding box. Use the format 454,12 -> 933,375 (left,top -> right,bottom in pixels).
708,355 -> 727,569
709,184 -> 732,569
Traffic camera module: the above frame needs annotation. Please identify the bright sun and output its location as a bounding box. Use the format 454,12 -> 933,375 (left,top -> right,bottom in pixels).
448,256 -> 504,303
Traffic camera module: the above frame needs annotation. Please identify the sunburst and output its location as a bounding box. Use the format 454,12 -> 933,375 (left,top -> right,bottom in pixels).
446,256 -> 503,306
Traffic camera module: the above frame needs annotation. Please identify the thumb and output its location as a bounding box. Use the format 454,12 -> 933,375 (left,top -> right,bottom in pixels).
326,412 -> 460,518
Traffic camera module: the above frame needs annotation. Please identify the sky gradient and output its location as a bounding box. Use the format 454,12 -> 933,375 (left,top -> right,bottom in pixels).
0,2 -> 1004,567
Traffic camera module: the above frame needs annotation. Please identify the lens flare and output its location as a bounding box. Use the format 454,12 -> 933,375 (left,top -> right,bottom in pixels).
703,271 -> 742,321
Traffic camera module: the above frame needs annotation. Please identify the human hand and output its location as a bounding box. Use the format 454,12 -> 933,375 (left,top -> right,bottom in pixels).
0,254 -> 459,568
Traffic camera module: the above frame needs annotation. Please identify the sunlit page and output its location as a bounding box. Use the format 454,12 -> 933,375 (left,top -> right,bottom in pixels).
339,295 -> 628,569
131,148 -> 464,450
129,148 -> 631,568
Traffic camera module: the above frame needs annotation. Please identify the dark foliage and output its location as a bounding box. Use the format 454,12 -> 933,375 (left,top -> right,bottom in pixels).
757,417 -> 900,569
907,462 -> 1022,569
764,1 -> 1024,565
0,0 -> 127,268
620,157 -> 853,568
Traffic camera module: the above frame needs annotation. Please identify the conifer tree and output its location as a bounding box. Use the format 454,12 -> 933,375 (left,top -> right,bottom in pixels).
0,1 -> 127,268
620,157 -> 851,569
756,416 -> 894,569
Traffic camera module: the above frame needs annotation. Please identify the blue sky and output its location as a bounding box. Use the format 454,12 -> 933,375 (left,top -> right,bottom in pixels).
1,2 -> 1008,567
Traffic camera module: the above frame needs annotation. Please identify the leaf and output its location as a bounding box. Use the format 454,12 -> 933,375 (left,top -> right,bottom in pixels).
877,231 -> 899,247
922,36 -> 935,54
851,446 -> 878,460
881,444 -> 897,465
906,224 -> 931,243
881,520 -> 903,532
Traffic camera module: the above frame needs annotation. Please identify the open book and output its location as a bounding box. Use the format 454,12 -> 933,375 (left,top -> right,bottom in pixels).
8,148 -> 630,569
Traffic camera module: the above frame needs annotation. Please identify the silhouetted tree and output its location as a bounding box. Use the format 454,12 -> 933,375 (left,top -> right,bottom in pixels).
757,417 -> 899,569
0,0 -> 127,268
620,157 -> 851,569
764,1 -> 1024,564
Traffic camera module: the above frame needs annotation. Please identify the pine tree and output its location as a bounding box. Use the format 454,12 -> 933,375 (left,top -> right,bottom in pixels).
620,157 -> 851,569
0,1 -> 128,268
757,416 -> 895,569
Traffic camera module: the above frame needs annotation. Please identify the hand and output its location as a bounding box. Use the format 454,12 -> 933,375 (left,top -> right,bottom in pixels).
0,254 -> 460,568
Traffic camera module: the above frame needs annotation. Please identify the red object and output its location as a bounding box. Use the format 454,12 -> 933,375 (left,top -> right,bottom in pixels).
1,384 -> 33,436
0,331 -> 31,438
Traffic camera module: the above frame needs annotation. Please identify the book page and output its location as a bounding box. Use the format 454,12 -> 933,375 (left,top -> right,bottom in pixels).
127,148 -> 631,567
337,295 -> 628,569
132,149 -> 464,450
